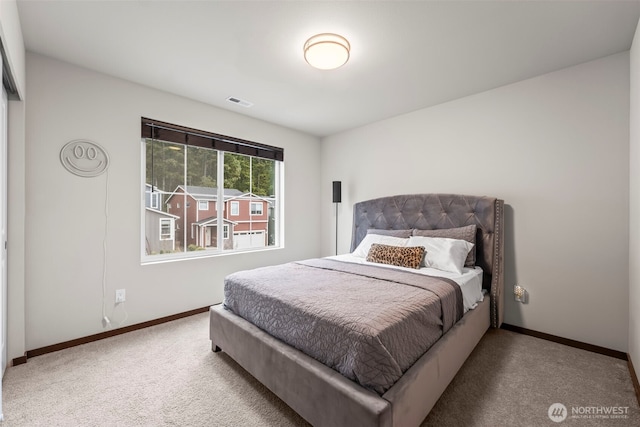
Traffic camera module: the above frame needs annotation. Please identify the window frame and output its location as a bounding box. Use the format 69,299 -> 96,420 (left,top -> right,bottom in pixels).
140,118 -> 284,264
250,201 -> 263,216
159,218 -> 174,241
150,192 -> 160,209
198,200 -> 209,211
230,201 -> 239,216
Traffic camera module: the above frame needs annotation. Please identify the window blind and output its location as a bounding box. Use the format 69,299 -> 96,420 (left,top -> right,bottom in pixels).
141,117 -> 284,161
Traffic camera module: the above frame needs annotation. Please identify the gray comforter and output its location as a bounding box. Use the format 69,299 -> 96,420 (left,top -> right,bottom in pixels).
223,258 -> 463,395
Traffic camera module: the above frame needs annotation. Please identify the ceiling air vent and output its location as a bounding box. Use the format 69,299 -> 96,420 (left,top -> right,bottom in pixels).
226,96 -> 253,108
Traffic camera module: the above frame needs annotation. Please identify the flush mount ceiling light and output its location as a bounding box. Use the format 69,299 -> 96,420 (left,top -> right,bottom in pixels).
303,33 -> 350,70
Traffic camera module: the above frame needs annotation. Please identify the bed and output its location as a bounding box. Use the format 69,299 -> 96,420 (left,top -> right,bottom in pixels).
210,193 -> 504,427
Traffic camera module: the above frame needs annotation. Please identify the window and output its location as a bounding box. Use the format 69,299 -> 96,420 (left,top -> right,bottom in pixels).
141,117 -> 283,261
159,218 -> 174,240
250,202 -> 263,216
150,192 -> 159,209
152,193 -> 159,209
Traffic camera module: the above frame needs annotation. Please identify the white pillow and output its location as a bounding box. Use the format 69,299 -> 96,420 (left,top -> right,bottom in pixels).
352,234 -> 409,258
407,236 -> 474,274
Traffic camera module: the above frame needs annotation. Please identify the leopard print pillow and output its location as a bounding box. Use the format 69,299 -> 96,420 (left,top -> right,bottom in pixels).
366,243 -> 425,270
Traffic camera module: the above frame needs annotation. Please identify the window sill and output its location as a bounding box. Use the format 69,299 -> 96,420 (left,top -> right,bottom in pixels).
141,244 -> 284,265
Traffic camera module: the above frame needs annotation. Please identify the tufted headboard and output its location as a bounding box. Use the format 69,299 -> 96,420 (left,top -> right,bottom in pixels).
350,194 -> 504,328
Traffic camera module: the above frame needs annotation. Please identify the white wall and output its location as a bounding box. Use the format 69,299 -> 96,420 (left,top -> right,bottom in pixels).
629,19 -> 640,370
23,53 -> 321,351
322,53 -> 630,351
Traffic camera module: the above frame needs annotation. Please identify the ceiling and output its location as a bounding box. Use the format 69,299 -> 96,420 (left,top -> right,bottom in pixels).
16,0 -> 640,138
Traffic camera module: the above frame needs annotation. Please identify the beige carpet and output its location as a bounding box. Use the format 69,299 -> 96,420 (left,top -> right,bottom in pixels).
1,312 -> 638,426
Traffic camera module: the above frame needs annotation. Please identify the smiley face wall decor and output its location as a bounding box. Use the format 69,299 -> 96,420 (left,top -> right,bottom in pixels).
60,140 -> 110,177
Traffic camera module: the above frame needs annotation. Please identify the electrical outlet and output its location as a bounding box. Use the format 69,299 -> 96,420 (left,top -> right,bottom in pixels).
115,289 -> 126,303
514,285 -> 526,303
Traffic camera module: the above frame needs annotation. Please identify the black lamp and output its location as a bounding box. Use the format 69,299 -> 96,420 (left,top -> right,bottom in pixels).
332,181 -> 342,255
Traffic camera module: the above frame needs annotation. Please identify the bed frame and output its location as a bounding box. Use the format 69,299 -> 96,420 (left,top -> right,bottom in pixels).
210,194 -> 504,427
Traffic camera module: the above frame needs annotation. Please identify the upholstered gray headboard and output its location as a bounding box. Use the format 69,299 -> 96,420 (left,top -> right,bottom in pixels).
350,194 -> 504,328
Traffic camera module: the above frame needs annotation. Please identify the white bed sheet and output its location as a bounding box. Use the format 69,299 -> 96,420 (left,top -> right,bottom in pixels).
328,253 -> 484,312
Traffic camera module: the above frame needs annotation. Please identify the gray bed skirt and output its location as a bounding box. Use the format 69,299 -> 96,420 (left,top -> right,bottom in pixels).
210,296 -> 490,427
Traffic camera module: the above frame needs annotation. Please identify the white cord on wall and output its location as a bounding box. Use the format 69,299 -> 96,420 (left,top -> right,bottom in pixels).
101,169 -> 128,328
102,169 -> 110,327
